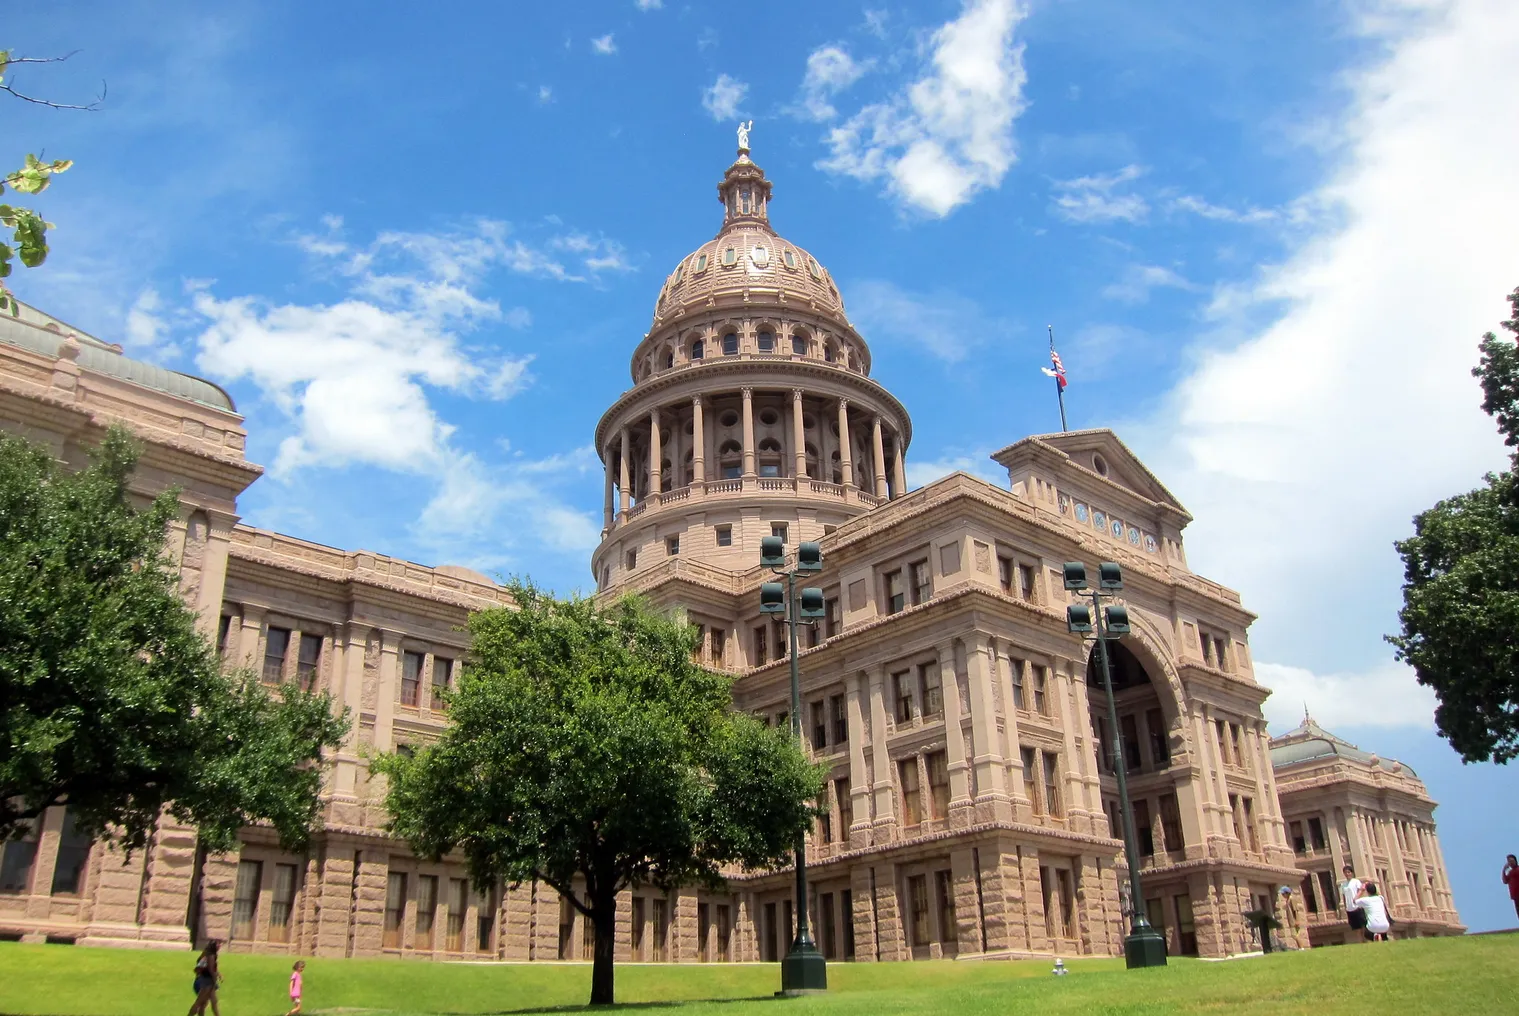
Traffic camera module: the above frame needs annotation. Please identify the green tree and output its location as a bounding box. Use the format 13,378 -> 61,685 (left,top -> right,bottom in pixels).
0,49 -> 84,315
1388,285 -> 1519,763
0,426 -> 350,851
374,583 -> 822,1006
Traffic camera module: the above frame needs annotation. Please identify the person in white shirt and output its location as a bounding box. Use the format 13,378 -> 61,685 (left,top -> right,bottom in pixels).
1355,882 -> 1391,940
1338,865 -> 1366,938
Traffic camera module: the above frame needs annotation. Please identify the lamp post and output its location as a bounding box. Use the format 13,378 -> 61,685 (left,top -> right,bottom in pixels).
1063,560 -> 1168,969
759,535 -> 828,994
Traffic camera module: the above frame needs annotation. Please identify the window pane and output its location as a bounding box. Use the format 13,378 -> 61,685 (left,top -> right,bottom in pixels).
401,651 -> 424,707
50,809 -> 92,895
297,632 -> 321,689
384,872 -> 407,948
0,825 -> 39,894
269,863 -> 297,943
232,860 -> 262,940
263,627 -> 290,684
416,874 -> 437,949
431,657 -> 452,710
447,878 -> 467,951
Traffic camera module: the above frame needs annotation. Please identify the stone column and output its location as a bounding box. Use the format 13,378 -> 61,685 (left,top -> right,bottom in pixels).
846,672 -> 872,847
741,387 -> 756,479
374,630 -> 402,752
792,389 -> 807,483
866,665 -> 896,841
1345,808 -> 1370,878
193,512 -> 237,639
603,446 -> 615,528
238,603 -> 266,671
892,431 -> 906,499
964,635 -> 1010,821
871,416 -> 889,499
1052,659 -> 1089,831
649,408 -> 662,500
691,395 -> 706,486
838,399 -> 853,488
618,428 -> 631,513
939,643 -> 973,820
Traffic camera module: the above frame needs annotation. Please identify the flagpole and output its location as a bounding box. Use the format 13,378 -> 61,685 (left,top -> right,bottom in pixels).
1049,325 -> 1068,432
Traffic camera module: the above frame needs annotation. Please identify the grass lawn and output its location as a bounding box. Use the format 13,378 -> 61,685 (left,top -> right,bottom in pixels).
0,935 -> 1515,1016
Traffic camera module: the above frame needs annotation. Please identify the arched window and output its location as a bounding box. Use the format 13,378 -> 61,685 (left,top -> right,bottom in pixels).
740,188 -> 752,214
662,348 -> 675,370
660,459 -> 673,493
757,330 -> 775,352
691,338 -> 705,360
823,340 -> 837,363
682,450 -> 694,485
805,442 -> 820,478
830,451 -> 842,485
757,438 -> 784,478
722,333 -> 739,355
792,333 -> 808,355
718,440 -> 743,480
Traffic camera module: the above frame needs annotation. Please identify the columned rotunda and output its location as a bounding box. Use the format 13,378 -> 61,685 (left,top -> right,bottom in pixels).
0,140 -> 1462,959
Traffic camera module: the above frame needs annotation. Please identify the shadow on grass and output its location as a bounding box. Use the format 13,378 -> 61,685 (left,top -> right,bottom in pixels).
469,997 -> 784,1014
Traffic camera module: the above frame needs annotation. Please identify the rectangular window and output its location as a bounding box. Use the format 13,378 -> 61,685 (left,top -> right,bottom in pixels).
753,626 -> 768,667
884,569 -> 905,614
631,897 -> 646,958
909,559 -> 931,604
761,902 -> 777,962
841,889 -> 855,959
836,777 -> 852,841
49,809 -> 92,895
1120,713 -> 1143,771
415,874 -> 438,949
232,860 -> 262,941
626,548 -> 638,570
1021,747 -> 1040,814
296,632 -> 321,690
1042,751 -> 1062,818
1018,563 -> 1037,603
1133,798 -> 1155,857
431,657 -> 452,710
1033,667 -> 1049,716
817,792 -> 833,844
1308,817 -> 1328,851
666,535 -> 680,556
1215,720 -> 1231,765
919,663 -> 943,719
217,614 -> 235,658
1009,658 -> 1026,710
1229,793 -> 1245,846
445,878 -> 467,951
1146,898 -> 1167,940
806,622 -> 821,649
1146,708 -> 1169,766
262,626 -> 290,684
1243,797 -> 1260,852
1317,870 -> 1337,912
582,901 -> 596,958
1158,792 -> 1185,853
776,710 -> 789,731
714,903 -> 732,962
1215,636 -> 1230,671
558,896 -> 575,960
652,898 -> 668,962
1230,724 -> 1246,770
475,883 -> 496,953
811,699 -> 827,750
900,758 -> 922,826
1056,869 -> 1076,938
935,869 -> 957,944
1094,716 -> 1114,773
715,525 -> 733,547
927,750 -> 950,820
998,556 -> 1014,593
401,650 -> 424,707
0,823 -> 38,894
1175,893 -> 1197,955
698,902 -> 711,962
908,874 -> 931,947
771,522 -> 788,543
1301,875 -> 1320,914
384,872 -> 406,948
819,892 -> 836,959
893,671 -> 913,724
268,863 -> 298,943
830,693 -> 847,744
824,597 -> 840,638
1290,820 -> 1307,854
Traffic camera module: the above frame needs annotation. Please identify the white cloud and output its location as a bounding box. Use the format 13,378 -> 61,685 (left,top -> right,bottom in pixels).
846,278 -> 1004,363
702,73 -> 748,121
1256,661 -> 1437,733
907,453 -> 1002,488
591,34 -> 617,55
537,85 -> 553,104
125,286 -> 174,355
1102,264 -> 1197,304
1170,194 -> 1278,224
635,0 -> 663,9
1050,165 -> 1148,223
796,46 -> 870,122
1136,0 -> 1519,701
817,0 -> 1029,217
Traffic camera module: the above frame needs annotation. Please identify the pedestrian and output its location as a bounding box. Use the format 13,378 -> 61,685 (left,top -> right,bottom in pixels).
285,960 -> 305,1016
1503,854 -> 1519,920
1338,865 -> 1366,940
187,940 -> 221,1016
1355,882 -> 1392,941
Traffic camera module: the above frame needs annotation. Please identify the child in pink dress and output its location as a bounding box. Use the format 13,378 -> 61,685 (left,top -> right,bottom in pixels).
284,961 -> 305,1016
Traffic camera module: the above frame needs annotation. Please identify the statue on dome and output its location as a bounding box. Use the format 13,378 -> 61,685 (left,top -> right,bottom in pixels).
737,120 -> 753,153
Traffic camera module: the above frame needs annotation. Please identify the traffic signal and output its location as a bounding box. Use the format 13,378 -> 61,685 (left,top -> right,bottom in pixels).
760,536 -> 786,568
1099,561 -> 1123,590
1103,604 -> 1131,635
799,587 -> 825,619
796,541 -> 823,573
1063,561 -> 1088,590
760,582 -> 786,614
1066,604 -> 1093,633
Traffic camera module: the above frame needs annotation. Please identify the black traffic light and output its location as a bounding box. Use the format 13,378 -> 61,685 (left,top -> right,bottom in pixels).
1063,561 -> 1088,590
760,536 -> 786,568
1067,604 -> 1093,634
799,587 -> 825,619
1103,604 -> 1131,635
760,581 -> 786,614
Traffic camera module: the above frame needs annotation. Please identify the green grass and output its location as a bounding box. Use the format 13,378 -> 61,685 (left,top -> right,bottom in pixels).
0,935 -> 1515,1016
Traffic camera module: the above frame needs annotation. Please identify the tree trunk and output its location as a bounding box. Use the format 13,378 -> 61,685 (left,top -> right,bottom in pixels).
590,892 -> 618,1006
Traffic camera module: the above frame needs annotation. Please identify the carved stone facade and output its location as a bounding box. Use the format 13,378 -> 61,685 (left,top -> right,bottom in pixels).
0,147 -> 1460,959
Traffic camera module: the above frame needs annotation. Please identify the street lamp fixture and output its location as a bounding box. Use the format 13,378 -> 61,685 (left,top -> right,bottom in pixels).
1063,560 -> 1168,969
760,535 -> 828,994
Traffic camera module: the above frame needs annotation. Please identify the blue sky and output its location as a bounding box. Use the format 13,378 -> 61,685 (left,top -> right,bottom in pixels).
7,0 -> 1517,931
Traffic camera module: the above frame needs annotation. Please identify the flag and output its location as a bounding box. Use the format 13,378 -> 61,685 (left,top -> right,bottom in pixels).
1041,348 -> 1068,391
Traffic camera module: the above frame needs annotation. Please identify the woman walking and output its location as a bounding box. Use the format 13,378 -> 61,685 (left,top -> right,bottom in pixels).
188,940 -> 222,1016
1355,883 -> 1392,942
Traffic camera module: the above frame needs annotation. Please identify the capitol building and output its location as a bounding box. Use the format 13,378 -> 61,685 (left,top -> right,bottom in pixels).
0,143 -> 1463,959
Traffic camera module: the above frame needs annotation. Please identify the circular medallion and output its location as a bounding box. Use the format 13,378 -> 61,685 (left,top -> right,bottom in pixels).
1144,534 -> 1158,553
1075,503 -> 1089,523
1111,519 -> 1124,538
1093,511 -> 1107,530
1058,493 -> 1071,515
1128,526 -> 1141,545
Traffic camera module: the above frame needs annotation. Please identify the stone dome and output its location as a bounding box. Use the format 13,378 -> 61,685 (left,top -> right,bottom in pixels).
649,155 -> 848,334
